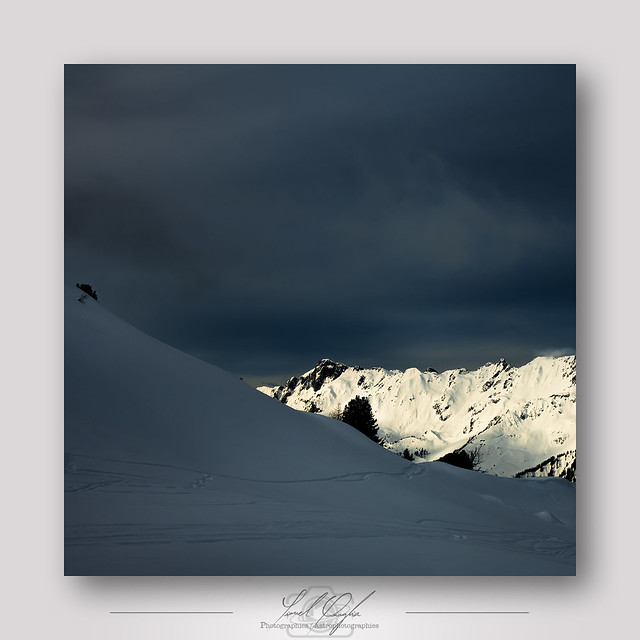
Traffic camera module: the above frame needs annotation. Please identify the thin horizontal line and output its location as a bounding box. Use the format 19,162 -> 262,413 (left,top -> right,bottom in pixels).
406,611 -> 529,615
110,611 -> 233,615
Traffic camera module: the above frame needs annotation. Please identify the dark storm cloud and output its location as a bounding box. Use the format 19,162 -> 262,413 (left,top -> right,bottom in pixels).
65,64 -> 575,384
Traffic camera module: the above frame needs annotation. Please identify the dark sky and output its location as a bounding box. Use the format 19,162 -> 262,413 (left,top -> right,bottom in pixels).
65,64 -> 576,387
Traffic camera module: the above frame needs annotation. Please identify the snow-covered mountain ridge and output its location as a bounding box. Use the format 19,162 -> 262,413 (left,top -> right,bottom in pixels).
258,356 -> 576,480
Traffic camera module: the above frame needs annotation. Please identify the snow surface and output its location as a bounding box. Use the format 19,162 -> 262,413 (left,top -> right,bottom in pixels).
65,284 -> 575,575
258,356 -> 576,479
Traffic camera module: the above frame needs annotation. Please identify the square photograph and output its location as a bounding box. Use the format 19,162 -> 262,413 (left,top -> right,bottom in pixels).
64,64 -> 576,575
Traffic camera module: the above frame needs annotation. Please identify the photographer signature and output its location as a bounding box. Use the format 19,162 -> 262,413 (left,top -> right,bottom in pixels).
275,588 -> 376,636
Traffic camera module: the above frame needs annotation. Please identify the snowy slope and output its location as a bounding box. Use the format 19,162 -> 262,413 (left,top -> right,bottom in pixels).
258,357 -> 576,479
65,284 -> 575,575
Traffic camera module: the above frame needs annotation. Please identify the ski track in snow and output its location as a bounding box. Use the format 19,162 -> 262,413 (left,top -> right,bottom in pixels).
64,453 -> 426,489
63,521 -> 574,565
65,454 -> 574,568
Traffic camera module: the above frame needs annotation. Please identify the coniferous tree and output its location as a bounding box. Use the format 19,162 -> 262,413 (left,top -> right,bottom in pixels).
76,282 -> 98,301
437,449 -> 481,470
341,396 -> 379,443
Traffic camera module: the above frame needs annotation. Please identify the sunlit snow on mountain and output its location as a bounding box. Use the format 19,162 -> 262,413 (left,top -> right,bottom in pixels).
259,357 -> 576,480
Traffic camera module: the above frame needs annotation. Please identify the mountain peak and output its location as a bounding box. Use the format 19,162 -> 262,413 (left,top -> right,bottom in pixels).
306,358 -> 349,391
315,357 -> 345,368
